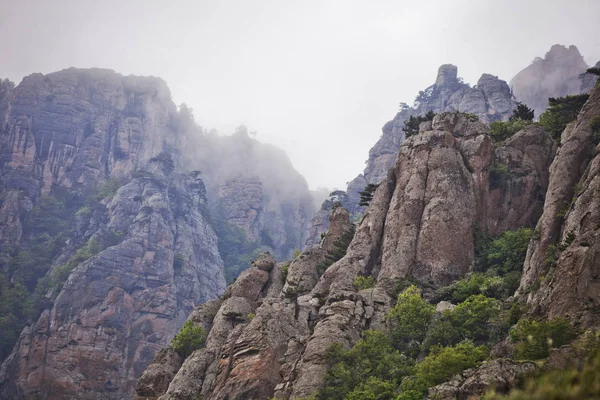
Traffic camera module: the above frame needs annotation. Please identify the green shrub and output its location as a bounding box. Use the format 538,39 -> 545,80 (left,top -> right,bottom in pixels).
281,263 -> 289,283
172,320 -> 207,358
538,94 -> 589,140
401,341 -> 488,396
353,275 -> 376,290
489,120 -> 532,142
486,228 -> 532,274
510,317 -> 576,360
90,177 -> 122,202
387,286 -> 435,356
450,272 -> 506,302
345,377 -> 396,400
424,295 -> 500,349
510,103 -> 535,122
319,330 -> 414,400
590,115 -> 600,145
403,111 -> 436,138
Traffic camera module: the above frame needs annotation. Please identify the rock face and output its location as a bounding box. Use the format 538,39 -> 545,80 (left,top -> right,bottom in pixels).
305,65 -> 518,248
0,158 -> 226,400
428,359 -> 537,400
510,44 -> 590,118
138,113 -> 555,400
518,79 -> 600,328
0,69 -> 314,399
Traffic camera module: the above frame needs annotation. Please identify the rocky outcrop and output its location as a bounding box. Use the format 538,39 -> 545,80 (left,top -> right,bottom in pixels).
428,359 -> 537,400
484,124 -> 555,234
0,158 -> 226,400
305,65 -> 518,248
139,112 -> 556,399
518,82 -> 600,327
0,68 -> 314,399
510,44 -> 590,118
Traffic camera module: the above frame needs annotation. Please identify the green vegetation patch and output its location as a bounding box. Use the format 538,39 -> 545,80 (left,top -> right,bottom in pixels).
172,320 -> 207,359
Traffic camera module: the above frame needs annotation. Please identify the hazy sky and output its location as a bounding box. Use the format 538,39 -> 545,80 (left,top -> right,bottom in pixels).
2,1 -> 599,190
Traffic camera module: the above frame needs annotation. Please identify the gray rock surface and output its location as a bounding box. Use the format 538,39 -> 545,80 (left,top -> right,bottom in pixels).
0,68 -> 314,399
305,65 -> 517,248
0,158 -> 226,400
519,82 -> 600,327
139,111 -> 558,399
428,359 -> 537,400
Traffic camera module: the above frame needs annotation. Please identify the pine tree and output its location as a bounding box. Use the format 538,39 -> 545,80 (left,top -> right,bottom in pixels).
359,183 -> 380,207
509,102 -> 535,121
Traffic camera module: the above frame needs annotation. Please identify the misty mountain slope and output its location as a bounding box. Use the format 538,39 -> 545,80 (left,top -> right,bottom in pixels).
187,127 -> 314,267
510,44 -> 590,118
137,106 -> 566,399
0,68 -> 313,399
305,64 -> 518,248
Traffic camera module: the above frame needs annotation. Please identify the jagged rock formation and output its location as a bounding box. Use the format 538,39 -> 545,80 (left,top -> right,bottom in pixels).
518,77 -> 600,327
138,112 -> 556,399
0,157 -> 226,400
305,65 -> 518,247
0,69 -> 313,399
428,359 -> 537,400
510,44 -> 590,118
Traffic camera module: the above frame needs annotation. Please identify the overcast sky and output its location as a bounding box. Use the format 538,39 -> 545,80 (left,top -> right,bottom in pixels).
2,0 -> 599,190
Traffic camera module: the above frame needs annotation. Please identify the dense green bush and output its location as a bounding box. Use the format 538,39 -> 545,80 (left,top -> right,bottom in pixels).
319,330 -> 414,400
539,94 -> 589,140
510,103 -> 535,122
400,341 -> 488,397
447,228 -> 532,303
489,119 -> 533,142
510,317 -> 576,360
345,377 -> 396,400
486,228 -> 533,274
424,295 -> 500,349
387,285 -> 435,356
172,320 -> 207,358
353,275 -> 375,290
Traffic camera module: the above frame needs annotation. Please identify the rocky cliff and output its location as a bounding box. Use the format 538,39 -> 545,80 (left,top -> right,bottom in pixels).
518,74 -> 600,326
510,44 -> 590,118
138,108 -> 561,399
305,64 -> 518,248
0,69 -> 313,399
